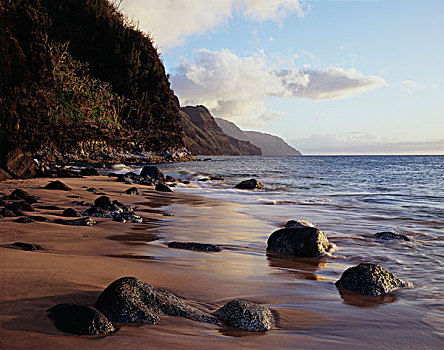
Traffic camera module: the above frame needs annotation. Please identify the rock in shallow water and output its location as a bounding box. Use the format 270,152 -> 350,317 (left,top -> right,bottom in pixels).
374,231 -> 412,242
214,300 -> 274,331
267,227 -> 329,257
167,242 -> 222,252
234,179 -> 264,190
47,304 -> 115,336
95,277 -> 217,325
335,263 -> 408,296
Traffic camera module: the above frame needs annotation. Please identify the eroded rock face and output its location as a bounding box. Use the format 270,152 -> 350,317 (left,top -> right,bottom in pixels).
214,300 -> 274,331
335,263 -> 408,296
267,227 -> 329,257
95,277 -> 217,325
235,179 -> 264,190
44,181 -> 71,191
47,304 -> 115,336
167,242 -> 222,252
374,232 -> 412,242
140,166 -> 164,181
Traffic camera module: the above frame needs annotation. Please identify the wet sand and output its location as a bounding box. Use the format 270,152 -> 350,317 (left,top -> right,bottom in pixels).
0,176 -> 442,349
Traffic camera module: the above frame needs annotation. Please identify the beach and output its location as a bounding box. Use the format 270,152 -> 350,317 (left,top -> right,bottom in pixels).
0,164 -> 443,349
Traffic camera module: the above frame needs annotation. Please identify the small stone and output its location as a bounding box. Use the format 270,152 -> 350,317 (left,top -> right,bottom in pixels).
210,176 -> 224,181
44,181 -> 71,191
214,300 -> 274,331
125,187 -> 141,195
198,178 -> 209,182
285,220 -> 315,229
374,232 -> 412,242
86,187 -> 98,193
167,242 -> 222,252
11,242 -> 42,250
47,304 -> 115,336
62,208 -> 81,217
235,179 -> 264,190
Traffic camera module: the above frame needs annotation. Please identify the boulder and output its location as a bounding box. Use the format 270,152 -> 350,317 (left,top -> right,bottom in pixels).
167,242 -> 222,252
155,183 -> 173,192
0,168 -> 12,181
285,220 -> 315,229
0,208 -> 16,217
116,174 -> 131,183
80,168 -> 100,176
44,181 -> 71,191
6,201 -> 34,213
125,187 -> 141,195
37,205 -> 62,210
3,148 -> 36,179
235,179 -> 264,190
374,232 -> 412,242
53,217 -> 96,226
5,189 -> 37,203
94,196 -> 111,209
95,277 -> 217,325
140,166 -> 164,181
214,300 -> 274,331
267,227 -> 329,257
86,187 -> 98,193
10,242 -> 42,250
84,206 -> 107,217
62,208 -> 81,217
335,263 -> 408,296
29,215 -> 50,222
14,217 -> 34,223
47,304 -> 115,336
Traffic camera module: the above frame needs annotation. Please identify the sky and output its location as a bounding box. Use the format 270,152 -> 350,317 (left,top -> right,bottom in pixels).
121,0 -> 444,155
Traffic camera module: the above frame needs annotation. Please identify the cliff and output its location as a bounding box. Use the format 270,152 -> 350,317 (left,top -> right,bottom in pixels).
215,118 -> 301,156
180,106 -> 261,156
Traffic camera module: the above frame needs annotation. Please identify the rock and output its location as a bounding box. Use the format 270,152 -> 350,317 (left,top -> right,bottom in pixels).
95,277 -> 217,325
125,187 -> 141,195
54,217 -> 96,226
267,227 -> 330,257
44,181 -> 71,191
198,178 -> 209,182
4,189 -> 37,203
167,242 -> 222,252
14,217 -> 34,223
235,179 -> 264,190
0,168 -> 12,181
285,220 -> 315,229
29,215 -> 50,222
165,175 -> 176,182
0,208 -> 16,217
214,300 -> 274,332
5,201 -> 34,214
37,205 -> 62,210
94,196 -> 111,209
86,187 -> 98,193
140,166 -> 164,181
374,232 -> 412,242
94,163 -> 106,169
116,174 -> 131,182
62,208 -> 82,217
80,168 -> 100,176
335,263 -> 408,296
210,176 -> 224,181
4,148 -> 36,179
47,304 -> 115,336
0,199 -> 5,207
84,207 -> 107,217
113,212 -> 143,223
55,169 -> 82,178
11,242 -> 42,250
155,183 -> 173,192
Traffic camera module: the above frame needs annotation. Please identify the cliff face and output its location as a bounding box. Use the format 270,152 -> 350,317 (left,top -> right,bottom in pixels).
180,106 -> 261,156
215,118 -> 302,156
0,0 -> 184,162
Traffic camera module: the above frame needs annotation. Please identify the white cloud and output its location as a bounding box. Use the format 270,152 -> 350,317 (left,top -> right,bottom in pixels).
121,0 -> 308,47
171,49 -> 387,126
289,133 -> 444,155
399,80 -> 438,92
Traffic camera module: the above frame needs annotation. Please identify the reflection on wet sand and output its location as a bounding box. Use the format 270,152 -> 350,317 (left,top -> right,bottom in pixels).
266,254 -> 328,281
337,287 -> 397,307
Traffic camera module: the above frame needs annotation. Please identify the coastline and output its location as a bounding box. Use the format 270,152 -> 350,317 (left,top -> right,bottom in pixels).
0,173 -> 442,349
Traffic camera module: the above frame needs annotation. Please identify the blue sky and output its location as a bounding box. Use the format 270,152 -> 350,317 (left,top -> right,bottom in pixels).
122,0 -> 443,154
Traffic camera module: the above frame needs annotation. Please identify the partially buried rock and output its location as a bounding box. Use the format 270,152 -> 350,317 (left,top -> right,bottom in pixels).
84,206 -> 107,217
11,242 -> 42,251
14,217 -> 34,223
94,196 -> 111,209
210,176 -> 224,181
86,187 -> 98,193
95,277 -> 217,325
235,179 -> 264,190
214,300 -> 274,332
285,220 -> 315,229
155,183 -> 173,192
29,215 -> 50,222
54,217 -> 96,226
168,242 -> 222,252
47,304 -> 115,336
125,187 -> 140,195
335,263 -> 408,296
374,231 -> 412,242
267,227 -> 329,257
0,208 -> 16,217
5,189 -> 37,203
62,208 -> 81,217
140,166 -> 164,181
80,168 -> 100,176
6,201 -> 34,213
44,181 -> 71,191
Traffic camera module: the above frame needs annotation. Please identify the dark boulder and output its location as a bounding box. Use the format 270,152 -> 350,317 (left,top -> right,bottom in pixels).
140,166 -> 164,181
0,208 -> 16,217
37,205 -> 61,210
94,196 -> 111,209
112,212 -> 143,223
80,168 -> 100,176
10,242 -> 42,251
235,179 -> 264,190
6,201 -> 34,213
267,227 -> 329,257
165,175 -> 176,182
86,187 -> 98,193
3,148 -> 36,179
95,277 -> 217,325
62,208 -> 82,217
214,300 -> 274,331
84,207 -> 107,217
14,217 -> 34,223
335,263 -> 408,296
155,183 -> 173,192
5,189 -> 37,203
29,215 -> 50,222
47,304 -> 115,336
125,187 -> 141,195
116,174 -> 131,182
168,242 -> 222,252
44,181 -> 71,191
374,231 -> 412,242
54,217 -> 96,226
285,220 -> 315,229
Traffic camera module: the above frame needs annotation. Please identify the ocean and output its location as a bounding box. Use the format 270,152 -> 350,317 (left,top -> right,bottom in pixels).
112,155 -> 444,347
